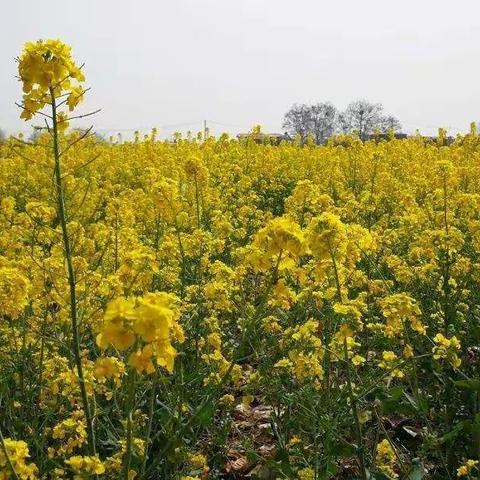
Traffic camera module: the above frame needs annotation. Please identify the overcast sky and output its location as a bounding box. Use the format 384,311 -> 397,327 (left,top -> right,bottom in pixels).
2,0 -> 480,138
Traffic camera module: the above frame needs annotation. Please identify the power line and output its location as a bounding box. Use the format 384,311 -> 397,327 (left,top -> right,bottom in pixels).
206,119 -> 253,129
94,119 -> 256,133
95,121 -> 205,132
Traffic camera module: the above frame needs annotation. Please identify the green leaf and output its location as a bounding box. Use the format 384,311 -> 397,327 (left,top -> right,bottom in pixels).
403,391 -> 428,414
405,463 -> 426,480
454,378 -> 480,392
366,469 -> 396,480
438,420 -> 470,445
317,460 -> 337,480
389,386 -> 405,401
193,403 -> 214,426
472,413 -> 480,444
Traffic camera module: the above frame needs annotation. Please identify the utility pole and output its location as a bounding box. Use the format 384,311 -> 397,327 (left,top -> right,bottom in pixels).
203,120 -> 207,141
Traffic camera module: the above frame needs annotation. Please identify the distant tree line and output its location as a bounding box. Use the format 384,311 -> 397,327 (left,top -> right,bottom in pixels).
283,100 -> 402,144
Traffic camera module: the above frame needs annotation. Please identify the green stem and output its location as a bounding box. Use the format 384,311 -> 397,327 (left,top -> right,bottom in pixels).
343,339 -> 368,480
123,367 -> 137,479
328,242 -> 367,480
324,243 -> 342,395
193,171 -> 201,229
50,89 -> 96,456
140,372 -> 158,476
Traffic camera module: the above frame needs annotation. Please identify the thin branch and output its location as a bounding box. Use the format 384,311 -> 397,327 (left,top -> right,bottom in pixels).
59,126 -> 94,156
64,108 -> 101,122
70,182 -> 92,221
64,152 -> 101,177
24,211 -> 63,237
11,136 -> 35,146
8,145 -> 37,163
15,102 -> 53,120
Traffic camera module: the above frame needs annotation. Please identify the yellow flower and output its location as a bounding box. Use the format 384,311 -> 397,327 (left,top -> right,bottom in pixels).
189,452 -> 209,473
378,351 -> 404,378
94,357 -> 125,384
0,266 -> 30,319
375,439 -> 398,478
133,292 -> 177,342
219,394 -> 235,406
96,297 -> 136,350
241,394 -> 254,409
306,212 -> 347,262
457,459 -> 478,477
352,354 -> 366,366
379,293 -> 425,338
18,39 -> 85,121
274,358 -> 293,369
250,216 -> 305,271
66,85 -> 84,111
96,321 -> 135,351
288,435 -> 302,447
154,341 -> 177,373
0,438 -> 38,479
298,467 -> 315,480
403,344 -> 414,359
95,292 -> 181,376
65,455 -> 105,476
433,333 -> 462,368
129,344 -> 155,374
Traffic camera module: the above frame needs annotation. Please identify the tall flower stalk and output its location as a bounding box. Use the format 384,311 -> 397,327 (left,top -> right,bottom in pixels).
17,39 -> 97,456
50,88 -> 96,455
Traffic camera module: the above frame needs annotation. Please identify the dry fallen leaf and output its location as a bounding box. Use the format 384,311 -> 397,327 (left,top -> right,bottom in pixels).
225,455 -> 250,474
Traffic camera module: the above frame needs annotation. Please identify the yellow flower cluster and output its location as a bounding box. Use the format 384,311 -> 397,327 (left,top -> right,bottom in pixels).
373,293 -> 425,337
378,350 -> 404,378
93,356 -> 125,386
96,292 -> 184,373
65,455 -> 105,479
306,212 -> 348,262
433,333 -> 462,368
375,439 -> 398,478
50,411 -> 87,456
457,459 -> 479,477
0,439 -> 38,480
249,216 -> 305,272
297,467 -> 315,480
188,452 -> 209,475
4,40 -> 480,477
275,319 -> 324,384
0,265 -> 30,319
18,39 -> 85,121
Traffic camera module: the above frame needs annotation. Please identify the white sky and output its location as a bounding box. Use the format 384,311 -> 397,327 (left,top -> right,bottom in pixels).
1,0 -> 480,138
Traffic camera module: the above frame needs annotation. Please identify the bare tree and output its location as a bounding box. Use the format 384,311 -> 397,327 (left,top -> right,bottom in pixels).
283,102 -> 338,144
282,104 -> 312,144
339,100 -> 385,140
379,114 -> 402,134
284,100 -> 402,142
309,102 -> 338,144
337,111 -> 352,135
